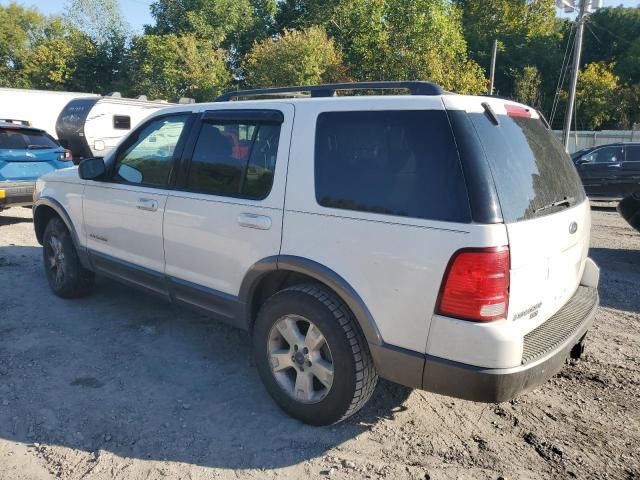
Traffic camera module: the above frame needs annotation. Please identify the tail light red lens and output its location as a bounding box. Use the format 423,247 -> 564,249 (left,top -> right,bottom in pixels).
60,149 -> 73,162
436,247 -> 510,322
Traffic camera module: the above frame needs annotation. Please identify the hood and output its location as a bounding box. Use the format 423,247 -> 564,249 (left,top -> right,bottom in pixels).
40,165 -> 81,182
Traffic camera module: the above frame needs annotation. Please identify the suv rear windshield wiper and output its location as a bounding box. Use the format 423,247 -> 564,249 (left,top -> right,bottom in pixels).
534,196 -> 575,214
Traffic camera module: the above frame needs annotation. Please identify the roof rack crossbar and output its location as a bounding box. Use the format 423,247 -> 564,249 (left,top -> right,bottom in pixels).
215,81 -> 444,102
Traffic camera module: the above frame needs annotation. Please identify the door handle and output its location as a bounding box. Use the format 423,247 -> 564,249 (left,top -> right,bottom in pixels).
237,213 -> 272,230
136,198 -> 158,212
607,163 -> 621,167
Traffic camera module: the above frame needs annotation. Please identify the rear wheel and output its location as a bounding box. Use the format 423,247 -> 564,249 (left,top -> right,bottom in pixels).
43,217 -> 95,298
253,284 -> 377,425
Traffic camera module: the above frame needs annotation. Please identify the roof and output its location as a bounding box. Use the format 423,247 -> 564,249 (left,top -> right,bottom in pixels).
0,120 -> 43,131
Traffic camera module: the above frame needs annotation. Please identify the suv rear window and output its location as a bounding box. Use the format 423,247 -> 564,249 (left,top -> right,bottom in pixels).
468,112 -> 586,222
0,128 -> 59,150
314,110 -> 471,223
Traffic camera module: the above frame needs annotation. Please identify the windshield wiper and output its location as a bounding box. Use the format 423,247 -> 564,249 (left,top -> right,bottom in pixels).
534,196 -> 575,214
27,144 -> 53,150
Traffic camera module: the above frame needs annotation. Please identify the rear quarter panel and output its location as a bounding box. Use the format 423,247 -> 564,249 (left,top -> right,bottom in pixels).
282,98 -> 508,353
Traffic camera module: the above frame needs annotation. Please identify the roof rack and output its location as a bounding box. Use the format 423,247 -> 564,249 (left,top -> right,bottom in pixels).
215,81 -> 444,102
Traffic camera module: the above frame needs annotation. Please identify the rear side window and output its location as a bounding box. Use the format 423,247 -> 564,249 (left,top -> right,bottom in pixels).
626,145 -> 640,162
314,110 -> 471,223
0,128 -> 59,150
186,120 -> 281,200
468,112 -> 586,222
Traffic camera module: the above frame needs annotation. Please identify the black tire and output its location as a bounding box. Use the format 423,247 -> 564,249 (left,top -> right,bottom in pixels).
43,217 -> 95,298
253,284 -> 378,425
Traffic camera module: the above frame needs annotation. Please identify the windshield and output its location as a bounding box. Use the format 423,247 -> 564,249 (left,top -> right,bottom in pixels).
468,112 -> 586,222
0,128 -> 60,150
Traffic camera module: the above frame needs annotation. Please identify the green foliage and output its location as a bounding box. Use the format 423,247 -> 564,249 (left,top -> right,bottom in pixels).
125,34 -> 232,101
242,26 -> 346,87
330,0 -> 486,93
575,62 -> 619,130
1,0 -> 639,130
513,66 -> 542,109
147,0 -> 274,57
0,2 -> 44,88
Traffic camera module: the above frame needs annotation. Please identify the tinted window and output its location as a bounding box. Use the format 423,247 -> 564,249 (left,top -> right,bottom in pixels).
314,110 -> 471,222
0,128 -> 59,150
468,112 -> 585,222
593,146 -> 622,163
625,145 -> 640,162
115,115 -> 188,186
113,115 -> 131,130
186,120 -> 280,199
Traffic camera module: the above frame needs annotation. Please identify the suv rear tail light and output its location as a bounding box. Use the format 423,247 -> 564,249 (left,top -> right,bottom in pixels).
436,247 -> 510,322
59,149 -> 73,162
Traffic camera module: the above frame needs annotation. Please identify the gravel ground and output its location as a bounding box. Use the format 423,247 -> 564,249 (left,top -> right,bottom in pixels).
0,205 -> 638,480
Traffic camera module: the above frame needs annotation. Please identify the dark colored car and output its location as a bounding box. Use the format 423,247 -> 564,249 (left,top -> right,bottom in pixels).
617,190 -> 640,233
572,143 -> 640,201
0,120 -> 73,211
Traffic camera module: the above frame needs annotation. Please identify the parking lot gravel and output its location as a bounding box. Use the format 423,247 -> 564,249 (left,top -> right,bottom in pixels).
0,205 -> 638,480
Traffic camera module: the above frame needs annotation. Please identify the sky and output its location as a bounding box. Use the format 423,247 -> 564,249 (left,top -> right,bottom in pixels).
1,0 -> 639,33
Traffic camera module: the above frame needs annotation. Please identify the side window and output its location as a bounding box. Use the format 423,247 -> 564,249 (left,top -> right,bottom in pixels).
594,147 -> 621,163
113,115 -> 131,130
186,119 -> 281,200
115,115 -> 188,186
314,110 -> 471,223
625,145 -> 640,162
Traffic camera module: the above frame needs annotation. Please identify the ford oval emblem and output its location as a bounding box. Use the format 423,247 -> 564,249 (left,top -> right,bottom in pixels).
569,221 -> 578,234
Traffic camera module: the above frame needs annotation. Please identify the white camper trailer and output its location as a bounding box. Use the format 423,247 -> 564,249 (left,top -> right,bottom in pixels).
0,88 -> 177,159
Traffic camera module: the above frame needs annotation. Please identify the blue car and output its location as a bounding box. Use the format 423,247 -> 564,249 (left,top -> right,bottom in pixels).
0,120 -> 73,211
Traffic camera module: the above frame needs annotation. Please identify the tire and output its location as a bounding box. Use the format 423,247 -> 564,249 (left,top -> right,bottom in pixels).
42,216 -> 95,298
253,284 -> 378,425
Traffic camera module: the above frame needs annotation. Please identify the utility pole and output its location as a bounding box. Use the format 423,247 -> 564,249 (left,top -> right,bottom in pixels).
489,39 -> 498,96
562,0 -> 587,151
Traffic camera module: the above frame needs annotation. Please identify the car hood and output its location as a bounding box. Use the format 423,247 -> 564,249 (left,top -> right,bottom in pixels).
40,165 -> 81,182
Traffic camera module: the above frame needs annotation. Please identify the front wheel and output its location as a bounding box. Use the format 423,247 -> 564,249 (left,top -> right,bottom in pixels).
43,217 -> 95,298
253,284 -> 377,425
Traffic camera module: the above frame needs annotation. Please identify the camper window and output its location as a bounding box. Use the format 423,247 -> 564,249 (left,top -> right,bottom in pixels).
113,115 -> 131,130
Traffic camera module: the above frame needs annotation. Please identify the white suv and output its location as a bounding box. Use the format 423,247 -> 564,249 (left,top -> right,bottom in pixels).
32,82 -> 600,425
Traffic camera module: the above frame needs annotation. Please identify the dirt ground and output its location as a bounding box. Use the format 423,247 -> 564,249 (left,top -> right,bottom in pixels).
0,205 -> 638,480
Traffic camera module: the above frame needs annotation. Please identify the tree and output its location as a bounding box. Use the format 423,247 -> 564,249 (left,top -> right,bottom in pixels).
513,66 -> 542,109
275,0 -> 340,31
125,34 -> 232,101
147,0 -> 273,58
242,26 -> 346,87
329,0 -> 486,93
575,62 -> 619,130
0,2 -> 44,88
65,0 -> 128,43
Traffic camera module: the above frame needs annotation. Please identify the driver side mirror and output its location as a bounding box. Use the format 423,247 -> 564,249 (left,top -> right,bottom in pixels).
78,157 -> 106,180
575,158 -> 588,165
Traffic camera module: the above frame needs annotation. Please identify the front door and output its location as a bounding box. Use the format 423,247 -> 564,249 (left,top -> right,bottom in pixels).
162,105 -> 294,324
83,113 -> 192,295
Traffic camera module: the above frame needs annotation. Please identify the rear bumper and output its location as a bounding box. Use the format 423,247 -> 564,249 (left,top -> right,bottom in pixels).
0,180 -> 35,208
372,285 -> 599,402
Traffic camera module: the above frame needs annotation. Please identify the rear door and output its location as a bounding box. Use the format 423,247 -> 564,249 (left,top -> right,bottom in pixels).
620,145 -> 640,197
162,105 -> 293,323
460,100 -> 590,330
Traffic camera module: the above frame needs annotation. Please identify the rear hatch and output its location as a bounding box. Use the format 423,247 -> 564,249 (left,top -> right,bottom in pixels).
0,127 -> 64,180
444,97 -> 590,330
